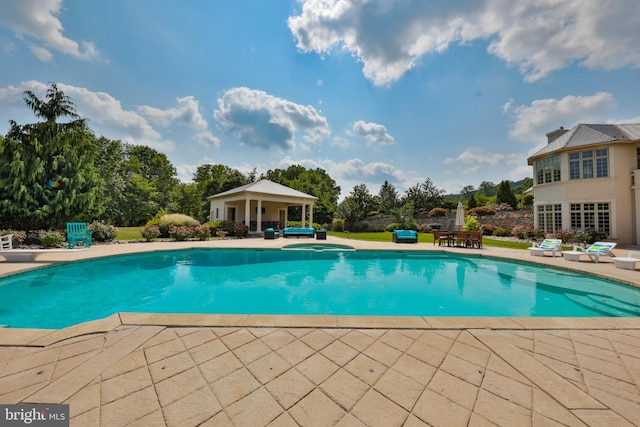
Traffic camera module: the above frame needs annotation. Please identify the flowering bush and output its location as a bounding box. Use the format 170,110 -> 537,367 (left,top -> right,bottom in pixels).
147,213 -> 200,238
88,220 -> 118,242
511,225 -> 545,240
554,229 -> 576,243
140,225 -> 161,241
1,229 -> 26,245
232,223 -> 248,238
169,225 -> 193,241
192,225 -> 212,240
574,228 -> 607,245
511,225 -> 535,239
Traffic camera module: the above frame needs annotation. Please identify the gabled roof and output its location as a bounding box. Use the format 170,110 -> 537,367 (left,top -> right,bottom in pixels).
529,123 -> 640,161
207,179 -> 317,200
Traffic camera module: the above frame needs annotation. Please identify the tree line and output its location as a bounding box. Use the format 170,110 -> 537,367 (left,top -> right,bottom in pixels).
0,84 -> 531,231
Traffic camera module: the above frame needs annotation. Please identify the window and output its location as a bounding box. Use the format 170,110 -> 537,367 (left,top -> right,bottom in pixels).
537,204 -> 562,234
570,203 -> 610,235
535,155 -> 561,184
569,149 -> 608,180
215,208 -> 219,219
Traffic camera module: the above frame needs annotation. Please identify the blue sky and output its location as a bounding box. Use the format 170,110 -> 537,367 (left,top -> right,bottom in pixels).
1,0 -> 639,199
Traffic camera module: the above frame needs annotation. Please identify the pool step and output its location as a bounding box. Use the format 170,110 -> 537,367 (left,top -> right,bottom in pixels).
565,293 -> 640,316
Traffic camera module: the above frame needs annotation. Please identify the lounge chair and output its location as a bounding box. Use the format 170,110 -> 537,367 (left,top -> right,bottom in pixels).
264,228 -> 280,239
613,251 -> 640,271
562,241 -> 617,263
528,239 -> 562,257
0,234 -> 13,251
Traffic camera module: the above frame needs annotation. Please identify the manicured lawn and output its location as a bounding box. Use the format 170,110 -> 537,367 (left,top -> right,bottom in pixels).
115,227 -> 532,250
116,226 -> 143,240
329,231 -> 532,249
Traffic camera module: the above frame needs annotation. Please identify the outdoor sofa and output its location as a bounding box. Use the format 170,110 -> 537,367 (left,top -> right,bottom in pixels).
283,227 -> 315,238
392,229 -> 418,243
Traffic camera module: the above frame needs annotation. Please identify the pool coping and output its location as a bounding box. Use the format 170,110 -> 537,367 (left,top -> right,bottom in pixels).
2,236 -> 640,347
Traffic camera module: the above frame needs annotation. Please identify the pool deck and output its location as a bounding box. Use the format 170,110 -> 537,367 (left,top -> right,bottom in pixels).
1,237 -> 640,426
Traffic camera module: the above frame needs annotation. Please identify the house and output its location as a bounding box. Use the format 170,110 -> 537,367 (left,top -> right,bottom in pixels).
527,123 -> 640,245
207,180 -> 317,234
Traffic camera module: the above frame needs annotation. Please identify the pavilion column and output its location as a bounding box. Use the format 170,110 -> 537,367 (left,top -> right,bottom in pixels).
257,199 -> 263,233
301,204 -> 306,228
309,204 -> 313,226
245,198 -> 251,228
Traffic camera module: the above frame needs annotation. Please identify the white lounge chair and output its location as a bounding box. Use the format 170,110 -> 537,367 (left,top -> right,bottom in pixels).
562,241 -> 617,263
0,234 -> 13,251
528,239 -> 562,257
613,251 -> 640,271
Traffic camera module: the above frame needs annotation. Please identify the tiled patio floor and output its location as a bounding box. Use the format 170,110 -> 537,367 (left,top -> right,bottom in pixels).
1,237 -> 640,426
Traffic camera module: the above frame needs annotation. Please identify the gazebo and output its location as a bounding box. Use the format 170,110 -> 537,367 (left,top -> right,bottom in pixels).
207,180 -> 317,234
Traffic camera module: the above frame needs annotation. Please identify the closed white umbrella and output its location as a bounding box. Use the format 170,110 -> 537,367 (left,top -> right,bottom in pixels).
455,202 -> 465,230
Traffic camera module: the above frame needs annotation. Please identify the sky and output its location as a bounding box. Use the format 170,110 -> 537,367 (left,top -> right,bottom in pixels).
1,0 -> 639,200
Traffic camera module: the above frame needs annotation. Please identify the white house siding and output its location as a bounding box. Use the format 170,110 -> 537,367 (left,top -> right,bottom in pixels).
532,142 -> 639,245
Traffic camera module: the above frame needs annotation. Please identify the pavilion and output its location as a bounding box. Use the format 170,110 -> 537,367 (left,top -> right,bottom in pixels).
207,180 -> 317,234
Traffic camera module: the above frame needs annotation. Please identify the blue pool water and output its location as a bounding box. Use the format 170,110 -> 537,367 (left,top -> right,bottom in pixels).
1,248 -> 639,329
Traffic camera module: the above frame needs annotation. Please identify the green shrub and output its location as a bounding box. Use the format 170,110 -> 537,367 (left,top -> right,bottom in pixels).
385,223 -> 401,232
417,223 -> 431,233
332,218 -> 345,232
151,213 -> 201,237
140,225 -> 161,241
88,220 -> 118,242
493,228 -> 511,237
351,221 -> 370,232
464,216 -> 480,231
40,230 -> 65,248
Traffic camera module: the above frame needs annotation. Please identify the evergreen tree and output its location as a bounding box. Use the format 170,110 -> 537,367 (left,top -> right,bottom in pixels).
467,194 -> 478,209
0,83 -> 103,229
378,180 -> 398,215
496,180 -> 517,209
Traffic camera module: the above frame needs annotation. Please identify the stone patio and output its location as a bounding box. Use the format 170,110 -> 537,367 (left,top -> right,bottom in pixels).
1,237 -> 640,426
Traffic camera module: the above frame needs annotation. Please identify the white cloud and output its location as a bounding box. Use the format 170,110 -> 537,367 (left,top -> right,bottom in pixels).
137,96 -> 208,130
505,92 -> 616,143
444,148 -> 525,174
213,87 -> 330,150
289,0 -> 640,85
194,131 -> 220,148
352,120 -> 394,145
0,0 -> 103,62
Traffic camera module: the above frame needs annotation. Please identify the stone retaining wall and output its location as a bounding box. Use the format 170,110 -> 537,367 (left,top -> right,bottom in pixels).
367,210 -> 534,232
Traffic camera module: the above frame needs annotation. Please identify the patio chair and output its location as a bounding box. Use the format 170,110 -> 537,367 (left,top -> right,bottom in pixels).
433,230 -> 447,246
469,231 -> 483,249
562,241 -> 617,263
612,251 -> 640,271
528,239 -> 562,257
0,234 -> 13,251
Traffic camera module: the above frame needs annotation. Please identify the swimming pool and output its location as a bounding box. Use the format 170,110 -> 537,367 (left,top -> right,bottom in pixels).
1,248 -> 639,329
